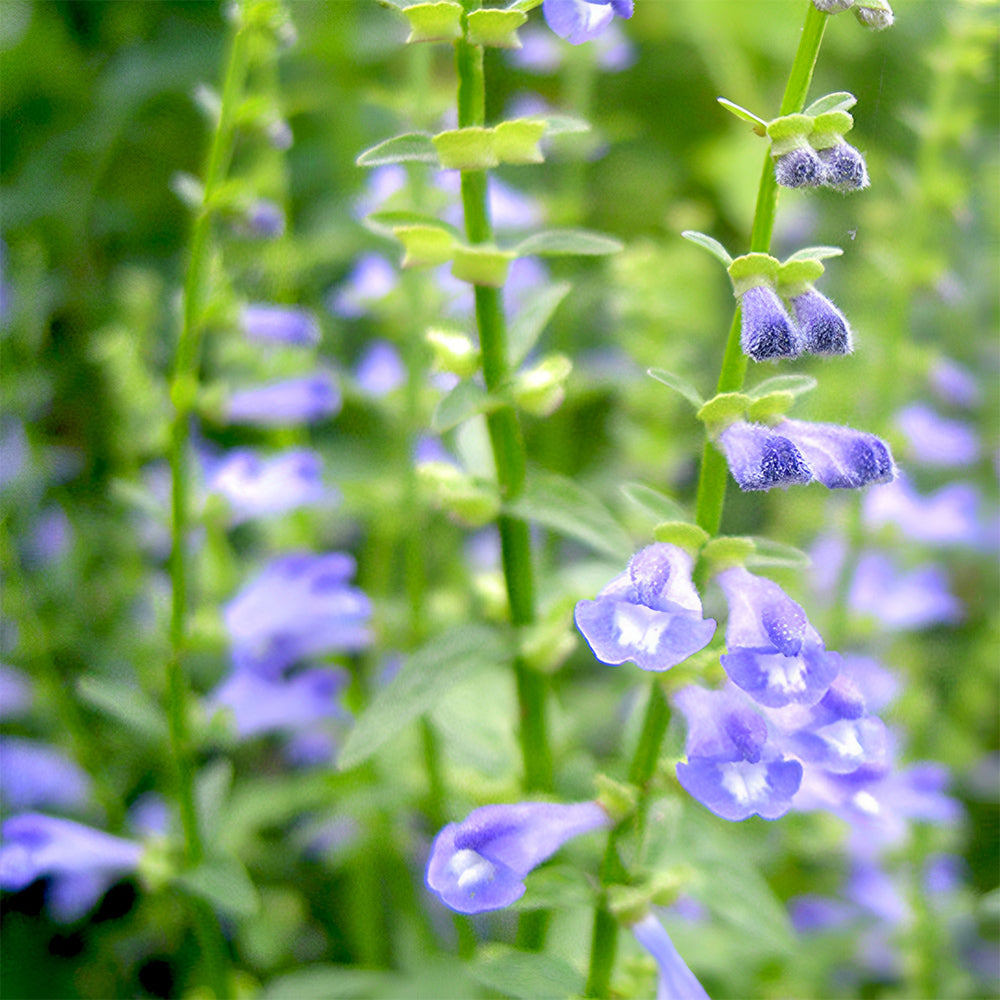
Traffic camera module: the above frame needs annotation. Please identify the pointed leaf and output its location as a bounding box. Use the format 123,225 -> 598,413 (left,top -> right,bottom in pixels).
469,945 -> 584,1000
176,854 -> 260,919
466,8 -> 528,48
76,676 -> 167,741
745,537 -> 811,570
804,91 -> 857,117
512,229 -> 623,257
505,471 -> 632,560
399,1 -> 463,43
746,374 -> 818,400
540,114 -> 591,136
508,281 -> 572,368
783,245 -> 843,263
620,482 -> 689,523
364,209 -> 461,241
338,625 -> 509,770
647,368 -> 705,408
356,132 -> 439,167
432,379 -> 502,433
717,97 -> 767,128
681,230 -> 733,266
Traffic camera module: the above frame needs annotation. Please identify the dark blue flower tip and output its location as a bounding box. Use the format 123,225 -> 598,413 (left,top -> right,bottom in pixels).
776,419 -> 895,489
774,147 -> 824,188
791,289 -> 853,355
542,0 -> 632,45
718,422 -> 813,492
740,285 -> 803,361
817,142 -> 870,191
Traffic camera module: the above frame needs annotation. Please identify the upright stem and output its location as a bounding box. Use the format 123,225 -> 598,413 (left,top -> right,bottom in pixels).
588,6 -> 830,993
454,9 -> 552,794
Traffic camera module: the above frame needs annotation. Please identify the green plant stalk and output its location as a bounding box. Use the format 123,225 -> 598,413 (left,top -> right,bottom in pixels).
166,13 -> 252,998
588,7 -> 830,993
454,12 -> 552,795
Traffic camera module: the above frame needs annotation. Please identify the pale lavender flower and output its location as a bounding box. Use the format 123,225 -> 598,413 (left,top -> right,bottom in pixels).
328,253 -> 398,319
739,285 -> 803,360
25,505 -> 71,566
542,0 -> 633,45
0,664 -> 32,718
240,304 -> 320,346
717,566 -> 840,708
574,544 -> 717,672
0,814 -> 143,922
509,22 -> 634,72
355,340 -> 405,397
266,118 -> 293,150
245,199 -> 285,238
0,421 -> 27,491
207,667 -> 348,739
206,448 -> 327,522
895,402 -> 980,467
849,552 -> 963,630
439,175 -> 544,231
789,288 -> 852,355
0,738 -> 92,812
630,912 -> 710,1000
775,419 -> 895,489
929,358 -> 979,409
863,476 -> 983,547
426,800 -> 609,914
225,374 -> 341,427
717,422 -> 812,492
789,894 -> 855,933
225,552 -> 372,677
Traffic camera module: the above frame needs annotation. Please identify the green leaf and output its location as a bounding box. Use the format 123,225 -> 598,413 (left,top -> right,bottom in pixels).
393,224 -> 457,268
493,118 -> 546,164
450,244 -> 514,287
747,390 -> 794,423
647,368 -> 705,408
506,0 -> 543,11
432,379 -> 502,433
804,91 -> 857,117
508,280 -> 572,368
745,537 -> 811,570
176,854 -> 260,919
364,209 -> 460,241
746,374 -> 818,400
540,114 -> 591,136
717,97 -> 767,128
620,482 -> 689,523
512,229 -> 623,257
466,8 -> 528,48
505,470 -> 632,561
75,675 -> 167,741
263,966 -> 399,1000
356,132 -> 439,167
195,757 -> 234,845
433,127 -> 499,170
468,945 -> 585,1000
399,1 -> 463,42
681,230 -> 733,266
782,245 -> 843,263
338,625 -> 510,770
653,521 -> 710,552
696,392 -> 751,428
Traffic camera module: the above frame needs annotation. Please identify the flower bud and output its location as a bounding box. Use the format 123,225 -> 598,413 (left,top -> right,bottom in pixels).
729,254 -> 803,361
854,0 -> 894,30
425,328 -> 480,378
767,115 -> 823,189
813,0 -> 855,11
512,354 -> 572,416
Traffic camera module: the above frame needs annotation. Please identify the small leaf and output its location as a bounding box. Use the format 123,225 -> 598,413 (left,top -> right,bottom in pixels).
804,91 -> 858,117
76,676 -> 167,741
469,945 -> 585,1000
512,229 -> 623,257
364,209 -> 460,240
647,368 -> 705,408
745,537 -> 811,570
697,392 -> 751,428
493,118 -> 546,164
338,625 -> 510,770
399,1 -> 463,42
620,482 -> 689,523
747,390 -> 795,423
506,0 -> 543,11
466,8 -> 528,48
717,97 -> 767,128
392,224 -> 457,267
450,244 -> 514,287
540,114 -> 592,136
681,230 -> 733,266
433,127 -> 499,170
652,521 -> 710,552
508,281 -> 572,368
505,471 -> 632,561
432,380 -> 502,433
746,374 -> 818,400
783,245 -> 844,263
702,536 -> 756,570
356,132 -> 439,167
176,854 -> 260,919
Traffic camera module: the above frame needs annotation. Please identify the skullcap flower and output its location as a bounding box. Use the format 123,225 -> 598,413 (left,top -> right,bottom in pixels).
542,0 -> 633,45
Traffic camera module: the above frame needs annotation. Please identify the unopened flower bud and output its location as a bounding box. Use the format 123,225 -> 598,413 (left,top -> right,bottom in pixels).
512,354 -> 572,416
425,328 -> 480,378
416,461 -> 499,527
854,0 -> 894,30
813,0 -> 855,12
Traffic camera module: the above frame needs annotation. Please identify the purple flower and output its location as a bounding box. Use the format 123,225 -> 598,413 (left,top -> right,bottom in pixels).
630,912 -> 710,1000
225,552 -> 372,677
863,476 -> 983,547
775,419 -> 895,489
206,448 -> 327,522
425,800 -> 609,914
929,357 -> 979,409
790,288 -> 852,355
717,566 -> 840,708
439,175 -> 544,232
774,146 -> 824,188
245,199 -> 285,238
542,0 -> 633,45
207,667 -> 348,739
739,284 -> 803,360
574,544 -> 717,672
0,814 -> 142,922
328,254 -> 398,319
789,893 -> 855,933
895,402 -> 980,467
0,738 -> 92,812
849,552 -> 963,631
717,422 -> 812,492
0,664 -> 32,719
225,374 -> 341,427
817,142 -> 870,191
240,304 -> 320,346
266,118 -> 293,150
509,22 -> 634,72
674,684 -> 803,821
355,340 -> 405,397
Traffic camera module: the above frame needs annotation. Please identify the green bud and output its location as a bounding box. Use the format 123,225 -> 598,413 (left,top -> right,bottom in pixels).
425,327 -> 481,378
854,0 -> 893,30
512,353 -> 572,416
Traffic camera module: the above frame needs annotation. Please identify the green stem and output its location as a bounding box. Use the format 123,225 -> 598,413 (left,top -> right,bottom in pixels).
454,13 -> 552,794
166,14 -> 251,998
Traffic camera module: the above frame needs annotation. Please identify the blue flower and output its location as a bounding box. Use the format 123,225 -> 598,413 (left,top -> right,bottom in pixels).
327,253 -> 398,319
574,543 -> 717,672
929,357 -> 980,409
739,284 -> 803,360
774,146 -> 824,188
848,551 -> 963,631
0,665 -> 32,719
542,0 -> 633,45
674,684 -> 803,821
355,340 -> 406,397
225,374 -> 341,427
789,288 -> 853,355
863,475 -> 984,547
717,566 -> 841,708
817,141 -> 870,192
225,552 -> 372,677
0,814 -> 143,922
244,199 -> 286,238
240,304 -> 320,346
0,738 -> 92,812
895,402 -> 980,467
716,421 -> 812,492
775,419 -> 895,489
425,800 -> 609,914
629,912 -> 710,1000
